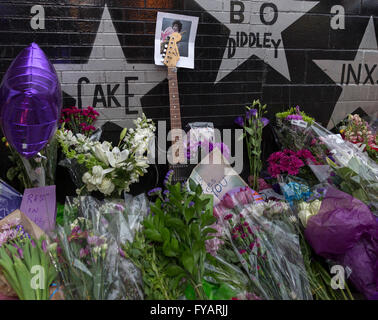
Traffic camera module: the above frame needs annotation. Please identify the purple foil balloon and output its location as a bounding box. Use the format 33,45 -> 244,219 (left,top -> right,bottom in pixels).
0,43 -> 62,159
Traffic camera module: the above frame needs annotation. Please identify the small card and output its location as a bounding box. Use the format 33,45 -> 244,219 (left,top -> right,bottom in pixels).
291,119 -> 308,128
20,185 -> 56,232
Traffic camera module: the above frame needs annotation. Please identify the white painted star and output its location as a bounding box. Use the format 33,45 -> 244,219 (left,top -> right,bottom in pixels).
194,0 -> 319,82
314,17 -> 378,129
54,5 -> 166,128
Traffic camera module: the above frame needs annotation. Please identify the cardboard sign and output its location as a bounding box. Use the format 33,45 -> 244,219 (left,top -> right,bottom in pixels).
189,148 -> 248,205
20,186 -> 56,232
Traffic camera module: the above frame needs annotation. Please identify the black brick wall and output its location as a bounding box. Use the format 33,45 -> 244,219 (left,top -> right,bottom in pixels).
0,0 -> 377,197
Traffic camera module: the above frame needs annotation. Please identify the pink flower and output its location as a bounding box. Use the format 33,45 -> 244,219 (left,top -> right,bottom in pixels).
221,193 -> 237,209
239,249 -> 247,254
79,247 -> 90,258
258,178 -> 271,191
224,214 -> 233,221
119,248 -> 126,258
235,189 -> 249,205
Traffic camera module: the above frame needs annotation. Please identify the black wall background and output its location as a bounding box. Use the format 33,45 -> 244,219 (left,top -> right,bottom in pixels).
0,0 -> 377,201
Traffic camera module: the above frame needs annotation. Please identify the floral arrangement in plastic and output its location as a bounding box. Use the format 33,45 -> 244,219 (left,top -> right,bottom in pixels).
340,114 -> 377,162
56,114 -> 155,196
273,106 -> 329,160
207,187 -> 312,300
276,105 -> 315,124
0,218 -> 57,300
60,106 -> 99,136
267,149 -> 322,186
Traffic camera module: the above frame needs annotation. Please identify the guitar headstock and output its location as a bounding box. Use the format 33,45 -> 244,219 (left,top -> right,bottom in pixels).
162,32 -> 182,68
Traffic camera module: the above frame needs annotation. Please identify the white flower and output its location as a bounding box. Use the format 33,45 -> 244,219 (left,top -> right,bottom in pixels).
298,200 -> 322,227
82,172 -> 92,184
106,147 -> 129,168
92,166 -> 105,185
93,142 -> 111,165
98,178 -> 115,196
309,200 -> 322,215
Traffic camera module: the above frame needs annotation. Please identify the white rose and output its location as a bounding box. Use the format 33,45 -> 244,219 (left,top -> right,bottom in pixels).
82,172 -> 92,184
309,200 -> 322,216
298,210 -> 313,228
98,178 -> 115,196
91,166 -> 105,185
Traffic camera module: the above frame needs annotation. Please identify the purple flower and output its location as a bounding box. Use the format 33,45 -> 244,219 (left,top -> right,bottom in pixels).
147,187 -> 162,196
79,247 -> 90,258
234,116 -> 244,127
188,201 -> 195,207
13,244 -> 24,259
87,235 -> 104,246
41,239 -> 47,253
119,248 -> 126,258
17,247 -> 24,259
286,114 -> 303,121
260,117 -> 270,127
246,109 -> 257,119
71,226 -> 81,234
295,105 -> 301,114
163,170 -> 174,185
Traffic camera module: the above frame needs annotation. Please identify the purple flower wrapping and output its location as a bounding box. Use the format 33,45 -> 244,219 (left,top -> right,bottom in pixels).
305,187 -> 378,299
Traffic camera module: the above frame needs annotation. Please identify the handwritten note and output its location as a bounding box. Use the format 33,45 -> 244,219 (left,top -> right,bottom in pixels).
20,186 -> 56,232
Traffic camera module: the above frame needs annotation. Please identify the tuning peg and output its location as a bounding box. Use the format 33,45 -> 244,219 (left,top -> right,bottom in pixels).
165,44 -> 168,48
163,49 -> 167,52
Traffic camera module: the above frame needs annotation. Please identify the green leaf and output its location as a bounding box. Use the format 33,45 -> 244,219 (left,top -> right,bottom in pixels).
244,127 -> 255,136
144,229 -> 163,242
162,241 -> 177,257
200,214 -> 216,227
165,264 -> 185,276
119,128 -> 127,142
161,228 -> 170,242
202,227 -> 218,235
189,178 -> 198,192
181,251 -> 195,274
166,217 -> 186,230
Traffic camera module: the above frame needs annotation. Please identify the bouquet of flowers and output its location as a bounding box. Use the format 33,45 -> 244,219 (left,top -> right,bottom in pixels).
56,114 -> 155,196
0,217 -> 57,300
267,149 -> 322,187
53,196 -> 143,300
274,106 -> 328,161
123,171 -> 217,300
301,186 -> 378,300
339,114 -> 377,162
209,187 -> 312,300
59,106 -> 99,137
2,136 -> 58,190
310,122 -> 378,213
274,106 -> 314,149
234,100 -> 269,190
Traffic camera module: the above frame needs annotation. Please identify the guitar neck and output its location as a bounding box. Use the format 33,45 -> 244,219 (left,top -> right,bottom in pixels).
168,67 -> 182,132
167,67 -> 187,180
